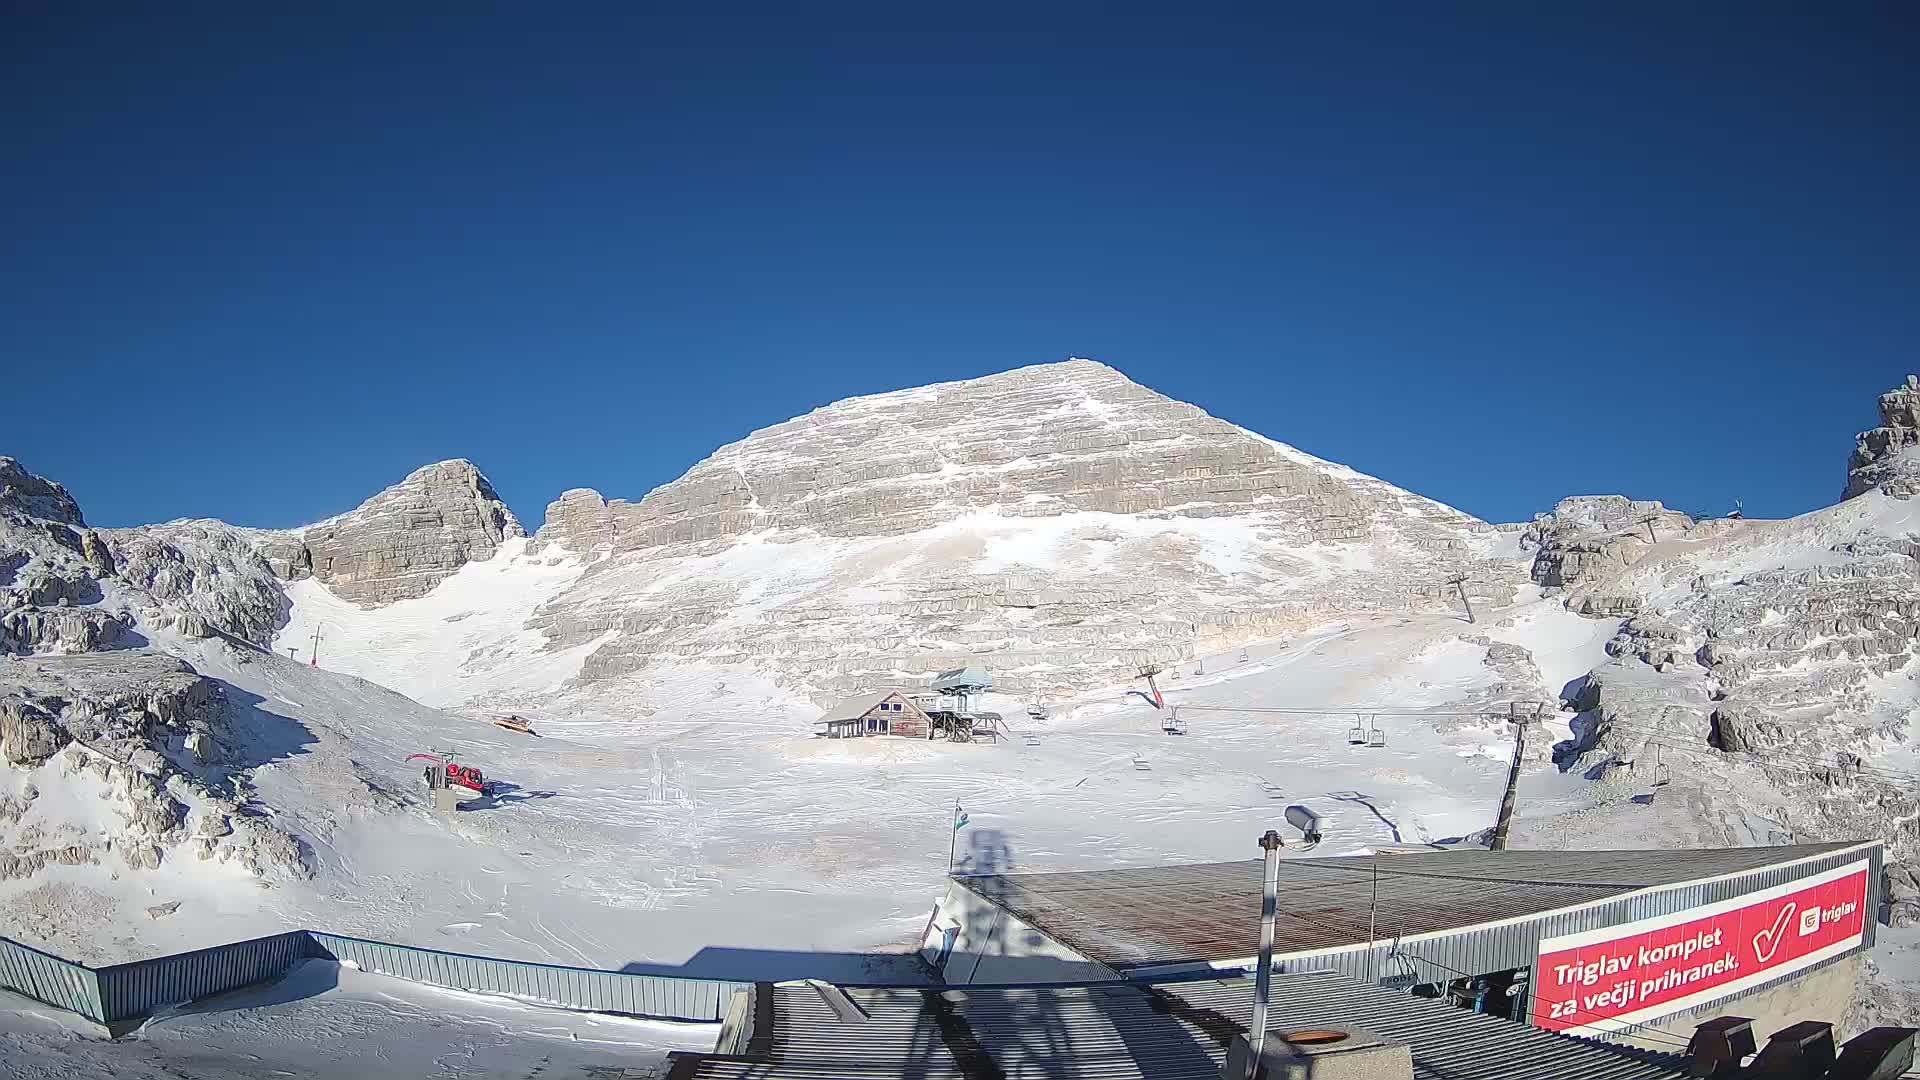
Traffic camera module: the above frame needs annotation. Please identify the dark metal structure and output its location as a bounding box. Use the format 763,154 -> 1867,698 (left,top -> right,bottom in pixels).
666,970 -> 1690,1079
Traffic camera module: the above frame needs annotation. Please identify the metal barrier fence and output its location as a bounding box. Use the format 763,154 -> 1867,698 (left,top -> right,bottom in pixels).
0,929 -> 751,1027
0,934 -> 104,1022
305,932 -> 748,1023
94,931 -> 311,1024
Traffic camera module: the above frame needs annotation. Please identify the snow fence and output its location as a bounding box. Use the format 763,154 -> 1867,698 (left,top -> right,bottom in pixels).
0,929 -> 750,1027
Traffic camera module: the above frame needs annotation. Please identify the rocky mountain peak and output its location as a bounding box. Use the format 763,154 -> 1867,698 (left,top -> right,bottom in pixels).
1843,374 -> 1920,500
532,358 -> 1484,560
519,360 -> 1511,696
0,457 -> 86,527
279,458 -> 526,606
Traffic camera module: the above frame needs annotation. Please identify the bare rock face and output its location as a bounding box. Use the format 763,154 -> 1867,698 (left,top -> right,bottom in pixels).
0,457 -> 85,526
1845,374 -> 1920,500
526,360 -> 1516,696
0,696 -> 65,766
0,652 -> 215,766
0,457 -> 133,655
0,604 -> 129,656
1523,496 -> 1694,588
536,360 -> 1450,552
296,459 -> 524,605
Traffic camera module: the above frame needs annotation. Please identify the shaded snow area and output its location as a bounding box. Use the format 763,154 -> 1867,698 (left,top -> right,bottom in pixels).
0,960 -> 713,1079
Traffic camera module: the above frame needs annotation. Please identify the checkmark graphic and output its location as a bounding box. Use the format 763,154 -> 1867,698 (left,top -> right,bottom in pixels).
1753,903 -> 1797,963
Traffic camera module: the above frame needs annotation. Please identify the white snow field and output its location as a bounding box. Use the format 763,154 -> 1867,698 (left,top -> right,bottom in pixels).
0,959 -> 714,1079
6,587 -> 1621,980
186,588 -> 1605,977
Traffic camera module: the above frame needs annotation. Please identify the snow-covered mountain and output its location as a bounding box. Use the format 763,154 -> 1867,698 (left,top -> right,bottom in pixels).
278,359 -> 1525,711
3,361 -> 1918,1022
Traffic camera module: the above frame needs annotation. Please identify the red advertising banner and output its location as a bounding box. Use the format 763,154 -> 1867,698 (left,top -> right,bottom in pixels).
1533,860 -> 1869,1035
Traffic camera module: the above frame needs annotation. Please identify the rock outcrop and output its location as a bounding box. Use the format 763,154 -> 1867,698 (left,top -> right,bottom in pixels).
0,457 -> 86,526
283,459 -> 524,605
1844,374 -> 1920,500
103,520 -> 289,648
1522,496 -> 1694,589
1,457 -> 135,655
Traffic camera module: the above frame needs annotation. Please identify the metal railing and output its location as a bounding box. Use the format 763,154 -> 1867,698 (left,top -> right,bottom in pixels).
307,931 -> 746,1023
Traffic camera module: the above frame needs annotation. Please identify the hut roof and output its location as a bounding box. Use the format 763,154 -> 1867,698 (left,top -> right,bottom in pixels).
816,690 -> 914,725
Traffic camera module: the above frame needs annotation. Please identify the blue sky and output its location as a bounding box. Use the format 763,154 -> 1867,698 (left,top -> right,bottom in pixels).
4,4 -> 1914,530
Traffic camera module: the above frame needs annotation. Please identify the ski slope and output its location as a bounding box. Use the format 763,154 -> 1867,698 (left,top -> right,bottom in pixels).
20,589 -> 1627,978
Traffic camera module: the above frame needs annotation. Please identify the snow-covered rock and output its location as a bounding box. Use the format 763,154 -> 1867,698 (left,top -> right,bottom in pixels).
1522,495 -> 1694,588
103,519 -> 290,647
1844,374 -> 1920,500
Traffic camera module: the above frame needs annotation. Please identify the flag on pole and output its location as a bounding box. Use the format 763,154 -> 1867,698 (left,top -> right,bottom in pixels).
953,806 -> 970,831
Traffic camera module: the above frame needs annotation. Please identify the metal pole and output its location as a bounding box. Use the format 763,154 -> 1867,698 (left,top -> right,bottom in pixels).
1490,717 -> 1526,851
948,799 -> 960,876
1249,829 -> 1284,1075
1368,853 -> 1379,982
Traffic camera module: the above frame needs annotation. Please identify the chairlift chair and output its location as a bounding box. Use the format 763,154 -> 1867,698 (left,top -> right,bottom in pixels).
1367,720 -> 1387,749
1346,716 -> 1368,745
1162,708 -> 1186,736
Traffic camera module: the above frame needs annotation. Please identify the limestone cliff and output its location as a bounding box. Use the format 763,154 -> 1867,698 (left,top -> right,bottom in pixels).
291,459 -> 524,605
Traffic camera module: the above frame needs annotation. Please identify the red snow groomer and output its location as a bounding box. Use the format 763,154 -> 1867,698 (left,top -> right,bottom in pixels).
409,751 -> 492,796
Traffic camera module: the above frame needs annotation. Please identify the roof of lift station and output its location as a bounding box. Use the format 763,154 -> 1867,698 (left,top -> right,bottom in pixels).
951,842 -> 1872,972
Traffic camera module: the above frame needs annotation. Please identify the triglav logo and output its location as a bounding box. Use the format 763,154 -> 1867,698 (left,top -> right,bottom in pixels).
1751,904 -> 1796,964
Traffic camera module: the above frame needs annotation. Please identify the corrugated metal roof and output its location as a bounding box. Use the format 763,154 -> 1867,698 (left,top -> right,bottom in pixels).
931,666 -> 993,692
957,843 -> 1863,970
667,971 -> 1689,1078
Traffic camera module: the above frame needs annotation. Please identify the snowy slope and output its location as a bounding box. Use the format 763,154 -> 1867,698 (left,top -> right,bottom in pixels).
273,536 -> 600,709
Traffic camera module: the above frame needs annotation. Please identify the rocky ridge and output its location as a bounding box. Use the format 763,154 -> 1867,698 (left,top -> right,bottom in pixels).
1535,376 -> 1920,918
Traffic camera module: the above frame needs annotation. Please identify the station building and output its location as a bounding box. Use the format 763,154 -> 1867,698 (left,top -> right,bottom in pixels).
921,840 -> 1882,1050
